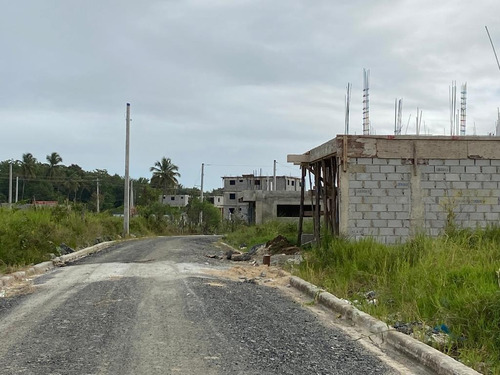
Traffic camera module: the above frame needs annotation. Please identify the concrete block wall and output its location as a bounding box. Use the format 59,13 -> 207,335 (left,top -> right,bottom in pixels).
346,157 -> 500,244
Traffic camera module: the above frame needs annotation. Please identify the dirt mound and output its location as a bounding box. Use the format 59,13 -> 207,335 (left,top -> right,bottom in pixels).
265,235 -> 300,255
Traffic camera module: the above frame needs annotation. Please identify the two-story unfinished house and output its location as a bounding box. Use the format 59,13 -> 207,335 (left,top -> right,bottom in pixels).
221,174 -> 302,223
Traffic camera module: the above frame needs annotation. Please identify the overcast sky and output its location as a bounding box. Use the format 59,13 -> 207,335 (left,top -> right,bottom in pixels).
2,0 -> 500,191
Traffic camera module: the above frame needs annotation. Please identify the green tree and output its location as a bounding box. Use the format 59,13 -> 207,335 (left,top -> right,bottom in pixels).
150,157 -> 180,195
186,198 -> 221,234
20,153 -> 37,200
46,152 -> 63,179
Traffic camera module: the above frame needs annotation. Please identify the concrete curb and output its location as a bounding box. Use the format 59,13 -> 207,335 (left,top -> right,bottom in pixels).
0,241 -> 116,290
289,276 -> 481,375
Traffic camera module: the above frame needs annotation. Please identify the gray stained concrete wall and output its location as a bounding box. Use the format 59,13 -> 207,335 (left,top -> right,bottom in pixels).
346,157 -> 500,243
288,135 -> 500,244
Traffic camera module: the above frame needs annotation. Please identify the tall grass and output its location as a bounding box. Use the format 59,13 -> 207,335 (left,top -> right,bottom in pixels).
299,228 -> 500,373
0,206 -> 180,274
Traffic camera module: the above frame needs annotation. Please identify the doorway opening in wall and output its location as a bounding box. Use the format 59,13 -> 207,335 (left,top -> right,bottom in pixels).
277,204 -> 315,217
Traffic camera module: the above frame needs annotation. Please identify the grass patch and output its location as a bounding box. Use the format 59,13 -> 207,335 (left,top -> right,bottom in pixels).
0,206 -> 181,274
298,228 -> 500,373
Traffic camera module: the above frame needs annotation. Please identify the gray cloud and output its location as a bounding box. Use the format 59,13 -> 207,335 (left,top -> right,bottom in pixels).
2,0 -> 500,190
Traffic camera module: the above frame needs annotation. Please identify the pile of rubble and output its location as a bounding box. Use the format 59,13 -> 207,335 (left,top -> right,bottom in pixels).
223,235 -> 302,267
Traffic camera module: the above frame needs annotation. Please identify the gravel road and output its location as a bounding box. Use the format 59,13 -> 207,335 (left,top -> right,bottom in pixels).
0,236 -> 427,374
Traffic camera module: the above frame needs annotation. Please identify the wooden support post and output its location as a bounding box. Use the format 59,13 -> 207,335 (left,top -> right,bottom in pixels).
322,159 -> 329,231
314,162 -> 321,244
332,157 -> 339,235
297,164 -> 306,246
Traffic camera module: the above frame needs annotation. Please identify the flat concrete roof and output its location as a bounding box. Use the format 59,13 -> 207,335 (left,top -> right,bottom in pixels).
287,135 -> 500,164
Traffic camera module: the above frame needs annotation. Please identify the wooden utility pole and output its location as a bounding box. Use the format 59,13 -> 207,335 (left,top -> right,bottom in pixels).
123,103 -> 131,237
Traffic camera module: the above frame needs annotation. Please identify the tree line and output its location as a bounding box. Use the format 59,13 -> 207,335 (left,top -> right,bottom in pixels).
0,153 -> 200,212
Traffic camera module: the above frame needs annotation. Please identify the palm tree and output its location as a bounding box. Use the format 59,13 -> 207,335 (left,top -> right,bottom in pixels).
150,157 -> 180,195
46,152 -> 63,178
20,153 -> 37,200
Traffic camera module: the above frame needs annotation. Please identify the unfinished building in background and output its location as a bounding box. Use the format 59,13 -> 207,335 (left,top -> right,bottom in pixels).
288,135 -> 500,244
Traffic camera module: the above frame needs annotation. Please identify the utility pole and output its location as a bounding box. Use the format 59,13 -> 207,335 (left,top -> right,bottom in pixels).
96,178 -> 100,213
273,160 -> 277,191
123,103 -> 131,237
8,162 -> 13,209
199,163 -> 204,225
15,177 -> 18,203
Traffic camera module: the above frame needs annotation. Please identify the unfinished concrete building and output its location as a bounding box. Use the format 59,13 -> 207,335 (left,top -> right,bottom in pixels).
288,135 -> 500,244
221,174 -> 302,222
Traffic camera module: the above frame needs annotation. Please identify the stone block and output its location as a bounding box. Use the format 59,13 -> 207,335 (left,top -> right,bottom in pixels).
395,166 -> 411,173
363,196 -> 380,204
364,211 -> 379,220
380,181 -> 396,189
372,159 -> 389,165
388,219 -> 403,228
475,159 -> 491,166
491,160 -> 500,166
372,204 -> 387,211
485,212 -> 500,221
364,180 -> 380,188
492,174 -> 500,182
481,166 -> 496,174
387,189 -> 404,196
450,166 -> 465,173
444,159 -> 461,166
460,174 -> 476,181
465,166 -> 481,174
395,212 -> 409,220
350,196 -> 363,203
356,203 -> 372,212
350,211 -> 363,219
435,166 -> 450,173
474,173 -> 491,182
460,205 -> 476,213
350,180 -> 363,189
459,159 -> 475,166
371,173 -> 387,181
429,159 -> 444,166
420,165 -> 435,173
379,228 -> 395,236
395,227 -> 410,236
386,173 -> 404,181
469,213 -> 485,221
380,211 -> 396,220
476,205 -> 491,213
451,181 -> 467,189
421,181 -> 435,189
387,204 -> 403,212
444,174 -> 460,181
356,173 -> 371,181
388,159 -> 402,166
365,165 -> 381,173
356,158 -> 373,165
482,182 -> 498,189
356,219 -> 372,228
430,189 -> 445,197
429,174 -> 446,181
380,165 -> 396,173
467,181 -> 482,189
373,219 -> 388,228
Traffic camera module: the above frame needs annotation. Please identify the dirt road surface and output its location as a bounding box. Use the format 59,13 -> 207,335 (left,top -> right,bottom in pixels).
0,236 -> 430,374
